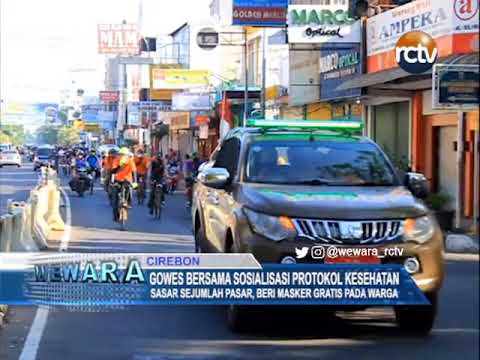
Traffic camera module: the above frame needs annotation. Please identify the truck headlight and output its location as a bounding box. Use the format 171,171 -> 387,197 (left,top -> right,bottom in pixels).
243,208 -> 296,242
404,215 -> 435,244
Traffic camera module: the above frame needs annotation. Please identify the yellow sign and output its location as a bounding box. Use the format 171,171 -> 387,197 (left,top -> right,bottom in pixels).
151,69 -> 210,90
169,112 -> 190,130
84,124 -> 100,133
150,89 -> 176,101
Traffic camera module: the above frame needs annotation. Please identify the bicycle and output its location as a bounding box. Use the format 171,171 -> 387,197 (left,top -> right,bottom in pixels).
136,176 -> 146,205
112,181 -> 130,230
151,181 -> 164,220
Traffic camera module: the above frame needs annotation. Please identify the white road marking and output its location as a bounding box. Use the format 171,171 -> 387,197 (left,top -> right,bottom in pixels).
18,185 -> 72,360
18,307 -> 49,360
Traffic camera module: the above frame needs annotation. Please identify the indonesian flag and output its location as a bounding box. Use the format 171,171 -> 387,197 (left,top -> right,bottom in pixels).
219,94 -> 233,140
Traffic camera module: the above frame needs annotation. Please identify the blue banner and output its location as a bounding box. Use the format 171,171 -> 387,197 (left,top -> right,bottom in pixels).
232,0 -> 288,27
319,44 -> 362,101
0,264 -> 428,306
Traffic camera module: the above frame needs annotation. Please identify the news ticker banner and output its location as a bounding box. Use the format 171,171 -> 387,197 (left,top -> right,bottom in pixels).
0,253 -> 428,306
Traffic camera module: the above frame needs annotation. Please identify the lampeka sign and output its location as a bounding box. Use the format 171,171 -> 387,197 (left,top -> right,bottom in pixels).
288,5 -> 360,44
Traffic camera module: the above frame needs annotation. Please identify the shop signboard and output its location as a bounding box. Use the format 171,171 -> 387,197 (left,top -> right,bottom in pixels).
97,23 -> 140,55
99,91 -> 119,103
433,64 -> 480,110
169,112 -> 191,130
232,0 -> 288,27
287,5 -> 361,44
366,0 -> 479,72
151,69 -> 210,90
127,101 -> 171,126
81,104 -> 103,123
319,44 -> 362,101
172,93 -> 211,111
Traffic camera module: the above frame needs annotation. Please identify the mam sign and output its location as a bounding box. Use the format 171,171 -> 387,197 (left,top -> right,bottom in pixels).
98,24 -> 140,55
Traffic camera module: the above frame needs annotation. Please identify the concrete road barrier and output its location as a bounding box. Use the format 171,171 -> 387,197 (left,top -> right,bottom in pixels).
46,184 -> 65,231
8,201 -> 38,252
0,213 -> 14,252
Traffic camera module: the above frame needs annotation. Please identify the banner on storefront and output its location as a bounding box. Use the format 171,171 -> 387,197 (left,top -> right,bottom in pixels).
151,69 -> 210,90
319,44 -> 362,101
366,0 -> 480,72
97,23 -> 140,55
128,102 -> 171,127
287,5 -> 361,44
232,0 -> 288,27
172,93 -> 211,111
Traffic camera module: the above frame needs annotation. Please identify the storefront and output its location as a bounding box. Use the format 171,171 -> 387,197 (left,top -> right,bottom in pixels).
336,0 -> 479,231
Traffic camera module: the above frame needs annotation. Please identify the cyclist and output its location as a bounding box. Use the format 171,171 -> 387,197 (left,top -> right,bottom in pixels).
103,148 -> 118,191
111,147 -> 137,221
134,150 -> 149,189
148,152 -> 166,214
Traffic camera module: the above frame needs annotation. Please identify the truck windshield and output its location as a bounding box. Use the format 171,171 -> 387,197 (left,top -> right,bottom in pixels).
245,140 -> 397,186
37,148 -> 52,157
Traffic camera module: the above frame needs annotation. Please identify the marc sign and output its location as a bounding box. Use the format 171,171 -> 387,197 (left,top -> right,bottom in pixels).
288,5 -> 361,44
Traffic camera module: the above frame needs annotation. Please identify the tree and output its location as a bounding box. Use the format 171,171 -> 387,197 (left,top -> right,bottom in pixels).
1,125 -> 25,145
57,126 -> 80,146
0,131 -> 11,144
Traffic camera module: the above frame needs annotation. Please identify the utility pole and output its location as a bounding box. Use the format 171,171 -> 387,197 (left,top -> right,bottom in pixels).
261,28 -> 267,118
243,29 -> 248,127
455,111 -> 466,230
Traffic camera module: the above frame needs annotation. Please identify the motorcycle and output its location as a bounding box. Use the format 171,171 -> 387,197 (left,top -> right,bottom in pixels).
70,167 -> 92,197
166,164 -> 180,194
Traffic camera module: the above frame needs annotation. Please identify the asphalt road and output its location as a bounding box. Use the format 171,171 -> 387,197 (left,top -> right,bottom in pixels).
0,164 -> 479,360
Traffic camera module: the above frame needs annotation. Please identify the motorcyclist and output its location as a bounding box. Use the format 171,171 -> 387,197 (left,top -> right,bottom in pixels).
166,155 -> 181,194
148,152 -> 166,214
86,149 -> 100,180
111,147 -> 137,213
69,153 -> 90,192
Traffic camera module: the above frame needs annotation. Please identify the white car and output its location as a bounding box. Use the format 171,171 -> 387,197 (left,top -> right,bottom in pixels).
0,150 -> 22,168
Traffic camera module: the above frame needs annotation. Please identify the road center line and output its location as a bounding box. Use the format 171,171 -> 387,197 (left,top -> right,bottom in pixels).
18,183 -> 72,360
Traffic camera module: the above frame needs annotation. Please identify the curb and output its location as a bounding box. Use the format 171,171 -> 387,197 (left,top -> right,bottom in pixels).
445,234 -> 479,254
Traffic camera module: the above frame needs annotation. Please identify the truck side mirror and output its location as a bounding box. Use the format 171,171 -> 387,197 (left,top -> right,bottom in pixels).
405,172 -> 429,200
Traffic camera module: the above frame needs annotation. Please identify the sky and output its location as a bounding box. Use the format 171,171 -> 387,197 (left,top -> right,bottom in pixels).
0,0 -> 211,104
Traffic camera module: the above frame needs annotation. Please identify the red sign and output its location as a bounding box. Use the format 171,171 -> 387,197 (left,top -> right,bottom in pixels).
97,24 -> 140,55
195,115 -> 210,126
99,91 -> 120,103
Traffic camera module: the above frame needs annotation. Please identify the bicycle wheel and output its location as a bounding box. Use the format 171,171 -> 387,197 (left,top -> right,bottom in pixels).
119,207 -> 128,230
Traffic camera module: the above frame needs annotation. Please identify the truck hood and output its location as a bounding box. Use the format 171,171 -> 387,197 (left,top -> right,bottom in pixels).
235,183 -> 428,220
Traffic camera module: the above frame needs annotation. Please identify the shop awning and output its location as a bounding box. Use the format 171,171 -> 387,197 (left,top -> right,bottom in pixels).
336,53 -> 479,91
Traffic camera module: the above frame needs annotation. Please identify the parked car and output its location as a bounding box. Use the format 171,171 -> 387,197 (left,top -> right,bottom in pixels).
192,119 -> 444,334
0,149 -> 21,168
0,143 -> 13,153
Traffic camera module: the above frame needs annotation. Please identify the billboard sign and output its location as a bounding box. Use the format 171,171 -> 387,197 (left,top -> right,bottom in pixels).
172,93 -> 211,111
127,101 -> 172,127
99,91 -> 120,103
169,112 -> 191,130
81,104 -> 104,123
151,69 -> 211,90
97,23 -> 140,55
232,0 -> 288,27
366,0 -> 480,72
287,5 -> 361,44
319,44 -> 362,101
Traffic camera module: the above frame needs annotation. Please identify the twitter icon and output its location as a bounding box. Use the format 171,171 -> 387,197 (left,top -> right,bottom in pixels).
295,247 -> 309,259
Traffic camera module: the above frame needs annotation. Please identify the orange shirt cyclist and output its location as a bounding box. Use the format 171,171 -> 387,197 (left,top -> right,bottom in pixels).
134,150 -> 149,186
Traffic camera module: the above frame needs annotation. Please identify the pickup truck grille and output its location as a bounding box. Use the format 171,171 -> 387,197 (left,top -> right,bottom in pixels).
292,219 -> 404,244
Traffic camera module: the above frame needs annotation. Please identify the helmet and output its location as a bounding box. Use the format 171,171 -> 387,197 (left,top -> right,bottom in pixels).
119,147 -> 129,155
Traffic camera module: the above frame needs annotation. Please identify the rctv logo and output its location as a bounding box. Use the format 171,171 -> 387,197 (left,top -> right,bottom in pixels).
395,31 -> 438,74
